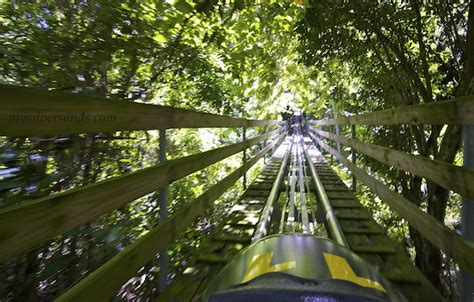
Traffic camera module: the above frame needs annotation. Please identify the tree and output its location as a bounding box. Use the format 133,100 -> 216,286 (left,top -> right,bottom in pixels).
297,0 -> 473,294
0,0 -> 309,299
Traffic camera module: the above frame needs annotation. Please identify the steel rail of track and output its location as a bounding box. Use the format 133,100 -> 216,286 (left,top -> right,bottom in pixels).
296,128 -> 310,234
252,137 -> 293,241
287,135 -> 297,232
303,132 -> 349,247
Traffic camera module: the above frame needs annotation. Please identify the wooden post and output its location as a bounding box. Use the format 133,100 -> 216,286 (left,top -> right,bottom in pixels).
264,125 -> 268,163
351,125 -> 357,192
330,125 -> 334,165
311,125 -> 320,152
314,135 -> 474,275
461,124 -> 474,302
243,128 -> 247,190
158,129 -> 169,292
335,115 -> 341,155
312,127 -> 474,199
56,132 -> 288,302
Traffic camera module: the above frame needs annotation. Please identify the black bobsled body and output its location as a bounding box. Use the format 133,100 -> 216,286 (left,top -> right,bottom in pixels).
204,234 -> 407,302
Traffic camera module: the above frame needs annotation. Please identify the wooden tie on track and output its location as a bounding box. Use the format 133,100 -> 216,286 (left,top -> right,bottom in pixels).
304,139 -> 442,301
161,136 -> 443,301
158,151 -> 287,301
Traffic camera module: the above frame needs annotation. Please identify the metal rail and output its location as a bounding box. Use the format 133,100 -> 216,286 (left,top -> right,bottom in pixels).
296,129 -> 310,234
303,132 -> 349,247
252,137 -> 292,241
287,134 -> 298,232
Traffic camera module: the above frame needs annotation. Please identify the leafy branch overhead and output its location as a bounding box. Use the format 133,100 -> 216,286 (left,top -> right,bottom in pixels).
0,0 -> 472,301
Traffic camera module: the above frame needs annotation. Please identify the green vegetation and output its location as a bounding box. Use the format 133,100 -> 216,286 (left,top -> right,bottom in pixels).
1,0 -> 473,300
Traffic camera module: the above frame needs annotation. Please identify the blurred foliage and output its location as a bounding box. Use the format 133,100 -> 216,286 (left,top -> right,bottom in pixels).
0,0 -> 472,300
0,0 -> 309,300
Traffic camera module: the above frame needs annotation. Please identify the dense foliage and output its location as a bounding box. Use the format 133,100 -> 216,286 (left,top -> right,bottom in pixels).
0,0 -> 472,300
0,1 -> 307,299
297,0 -> 473,298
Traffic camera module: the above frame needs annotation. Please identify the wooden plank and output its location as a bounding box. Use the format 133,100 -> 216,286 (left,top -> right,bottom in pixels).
342,227 -> 384,234
311,95 -> 474,125
313,170 -> 336,175
347,233 -> 397,254
355,253 -> 386,273
222,242 -> 246,254
339,219 -> 365,227
223,214 -> 261,226
339,219 -> 381,231
0,84 -> 281,136
374,248 -> 441,301
314,163 -> 330,167
314,128 -> 474,200
212,235 -> 251,243
314,136 -> 474,275
253,179 -> 277,184
351,245 -> 397,254
335,212 -> 371,220
156,270 -> 206,302
392,283 -> 438,302
376,253 -> 442,301
256,175 -> 279,180
228,203 -> 264,213
330,199 -> 361,208
378,254 -> 422,283
306,157 -> 442,301
197,254 -> 230,264
315,174 -> 339,179
158,156 -> 282,300
0,129 -> 282,262
314,167 -> 332,171
215,226 -> 255,238
254,175 -> 274,179
239,197 -> 266,205
318,180 -> 345,186
326,191 -> 355,200
244,189 -> 272,197
198,240 -> 227,255
319,178 -> 343,184
187,271 -> 216,301
357,252 -> 421,284
56,133 -> 285,302
384,272 -> 421,283
248,183 -> 273,190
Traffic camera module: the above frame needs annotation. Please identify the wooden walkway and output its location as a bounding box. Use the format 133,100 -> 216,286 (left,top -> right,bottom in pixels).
158,141 -> 289,301
161,135 -> 443,301
304,139 -> 442,301
6,84 -> 473,301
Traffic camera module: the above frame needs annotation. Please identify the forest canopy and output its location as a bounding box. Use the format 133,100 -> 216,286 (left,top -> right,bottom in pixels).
1,0 -> 473,300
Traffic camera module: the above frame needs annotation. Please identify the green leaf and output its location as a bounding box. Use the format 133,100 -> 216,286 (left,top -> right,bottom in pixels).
153,32 -> 168,43
120,3 -> 131,11
175,0 -> 193,14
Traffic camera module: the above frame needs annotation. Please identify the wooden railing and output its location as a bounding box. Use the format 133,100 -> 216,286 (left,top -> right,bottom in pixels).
1,85 -> 279,136
311,96 -> 474,126
0,85 -> 286,300
309,95 -> 474,276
